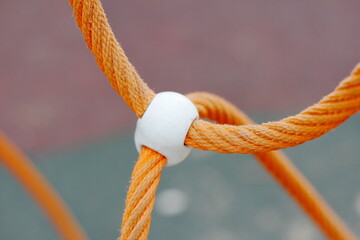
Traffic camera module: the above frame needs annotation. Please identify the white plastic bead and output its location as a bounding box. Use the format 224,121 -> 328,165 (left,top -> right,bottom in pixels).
134,92 -> 199,166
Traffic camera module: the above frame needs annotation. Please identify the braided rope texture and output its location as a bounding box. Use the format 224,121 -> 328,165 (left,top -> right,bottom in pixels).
119,146 -> 166,240
186,65 -> 360,153
69,0 -> 155,117
187,92 -> 357,240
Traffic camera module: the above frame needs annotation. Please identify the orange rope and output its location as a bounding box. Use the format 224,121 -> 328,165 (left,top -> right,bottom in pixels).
117,92 -> 358,240
186,92 -> 357,240
186,66 -> 360,153
119,146 -> 166,240
0,131 -> 87,240
2,0 -> 359,239
68,0 -> 360,153
68,0 -> 155,118
67,0 -> 359,239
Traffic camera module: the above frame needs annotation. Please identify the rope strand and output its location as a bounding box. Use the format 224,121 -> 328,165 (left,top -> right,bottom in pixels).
187,92 -> 357,240
69,0 -> 155,117
186,66 -> 360,153
119,146 -> 166,240
0,132 -> 87,240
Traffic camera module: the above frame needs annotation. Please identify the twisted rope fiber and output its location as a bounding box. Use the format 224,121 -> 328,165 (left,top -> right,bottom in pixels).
70,0 -> 359,239
118,91 -> 358,240
186,92 -> 357,240
69,0 -> 360,154
65,0 -> 360,239
0,0 -> 359,239
68,0 -> 155,117
0,132 -> 87,240
186,66 -> 360,153
120,146 -> 166,240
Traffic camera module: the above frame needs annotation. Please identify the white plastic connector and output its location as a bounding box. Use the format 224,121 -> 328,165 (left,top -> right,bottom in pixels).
134,92 -> 199,166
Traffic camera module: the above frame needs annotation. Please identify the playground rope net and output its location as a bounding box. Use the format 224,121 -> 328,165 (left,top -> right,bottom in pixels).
1,0 -> 360,239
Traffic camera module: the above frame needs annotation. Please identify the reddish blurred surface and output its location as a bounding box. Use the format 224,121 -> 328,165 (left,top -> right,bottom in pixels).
1,0 -> 360,152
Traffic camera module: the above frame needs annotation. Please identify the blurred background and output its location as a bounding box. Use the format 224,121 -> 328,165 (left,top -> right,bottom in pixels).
1,0 -> 360,239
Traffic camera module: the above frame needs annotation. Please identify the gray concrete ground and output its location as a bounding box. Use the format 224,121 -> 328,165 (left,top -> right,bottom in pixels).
1,114 -> 359,240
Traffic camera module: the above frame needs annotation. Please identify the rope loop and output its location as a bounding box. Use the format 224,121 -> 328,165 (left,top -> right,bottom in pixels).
186,64 -> 360,153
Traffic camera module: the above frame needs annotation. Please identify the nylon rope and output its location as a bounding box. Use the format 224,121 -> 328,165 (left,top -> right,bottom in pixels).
0,0 -> 359,239
67,0 -> 359,239
186,92 -> 357,240
0,131 -> 87,240
186,69 -> 360,153
68,0 -> 360,154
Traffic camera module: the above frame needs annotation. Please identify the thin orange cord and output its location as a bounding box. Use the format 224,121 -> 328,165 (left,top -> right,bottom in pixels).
0,132 -> 87,240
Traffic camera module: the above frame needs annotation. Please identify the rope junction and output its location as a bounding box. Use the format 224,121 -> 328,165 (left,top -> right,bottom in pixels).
0,0 -> 359,239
